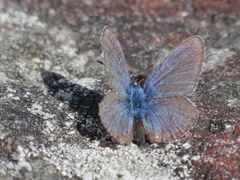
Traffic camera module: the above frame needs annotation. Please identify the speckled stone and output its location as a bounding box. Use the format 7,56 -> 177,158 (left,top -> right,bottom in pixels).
0,0 -> 239,179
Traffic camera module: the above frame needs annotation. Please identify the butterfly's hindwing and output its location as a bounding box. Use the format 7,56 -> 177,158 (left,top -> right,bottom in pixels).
99,92 -> 134,144
142,97 -> 197,143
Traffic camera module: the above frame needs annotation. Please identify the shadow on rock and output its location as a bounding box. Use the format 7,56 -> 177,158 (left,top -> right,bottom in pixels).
41,70 -> 107,141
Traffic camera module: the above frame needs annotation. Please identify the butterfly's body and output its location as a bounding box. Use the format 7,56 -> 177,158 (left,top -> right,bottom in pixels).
128,86 -> 148,118
99,26 -> 205,145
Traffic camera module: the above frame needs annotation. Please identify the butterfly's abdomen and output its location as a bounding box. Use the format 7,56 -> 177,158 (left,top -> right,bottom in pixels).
128,86 -> 148,118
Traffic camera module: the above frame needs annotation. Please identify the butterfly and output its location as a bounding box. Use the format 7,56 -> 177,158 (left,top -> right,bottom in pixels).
99,26 -> 205,145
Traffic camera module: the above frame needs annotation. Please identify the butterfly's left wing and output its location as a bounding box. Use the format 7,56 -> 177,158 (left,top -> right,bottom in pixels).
142,97 -> 197,143
143,36 -> 204,99
99,92 -> 134,144
101,26 -> 131,96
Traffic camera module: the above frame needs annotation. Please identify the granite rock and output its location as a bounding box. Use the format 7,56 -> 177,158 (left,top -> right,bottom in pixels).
0,0 -> 239,179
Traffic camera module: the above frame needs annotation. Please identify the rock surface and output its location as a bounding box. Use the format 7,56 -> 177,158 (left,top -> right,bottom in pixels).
0,0 -> 239,179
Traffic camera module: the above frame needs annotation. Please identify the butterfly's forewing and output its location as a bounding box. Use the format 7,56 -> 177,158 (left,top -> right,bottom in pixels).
142,98 -> 197,143
99,92 -> 134,144
143,36 -> 204,99
101,26 -> 131,96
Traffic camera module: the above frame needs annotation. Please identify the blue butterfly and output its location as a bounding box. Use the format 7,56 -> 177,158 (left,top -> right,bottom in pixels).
99,26 -> 205,145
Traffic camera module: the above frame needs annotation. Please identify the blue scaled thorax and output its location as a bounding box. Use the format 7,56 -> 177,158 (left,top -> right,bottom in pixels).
127,85 -> 148,118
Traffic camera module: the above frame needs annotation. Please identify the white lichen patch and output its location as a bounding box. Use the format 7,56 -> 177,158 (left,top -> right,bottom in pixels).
0,9 -> 45,31
16,161 -> 32,172
227,98 -> 240,107
182,142 -> 192,149
0,145 -> 33,178
0,72 -> 13,84
203,48 -> 236,72
32,141 -> 192,179
27,102 -> 56,120
0,132 -> 197,179
191,155 -> 201,161
77,77 -> 99,90
69,50 -> 96,73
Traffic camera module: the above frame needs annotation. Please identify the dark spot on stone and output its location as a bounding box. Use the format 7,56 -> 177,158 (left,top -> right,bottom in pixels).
41,70 -> 107,141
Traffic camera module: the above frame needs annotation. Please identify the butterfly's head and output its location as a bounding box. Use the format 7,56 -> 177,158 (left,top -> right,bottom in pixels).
128,86 -> 148,118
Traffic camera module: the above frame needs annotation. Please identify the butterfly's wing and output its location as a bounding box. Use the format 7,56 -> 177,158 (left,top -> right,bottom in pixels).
142,98 -> 197,143
143,36 -> 204,99
100,26 -> 133,144
99,92 -> 134,144
101,26 -> 131,96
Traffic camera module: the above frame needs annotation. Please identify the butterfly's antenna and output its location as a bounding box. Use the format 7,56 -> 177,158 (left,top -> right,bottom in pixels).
130,75 -> 139,87
138,78 -> 145,86
97,59 -> 104,65
97,51 -> 104,65
133,74 -> 146,87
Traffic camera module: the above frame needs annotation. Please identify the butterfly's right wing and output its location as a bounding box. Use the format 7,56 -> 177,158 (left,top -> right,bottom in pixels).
142,97 -> 197,143
99,92 -> 134,144
101,26 -> 131,96
143,36 -> 204,99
